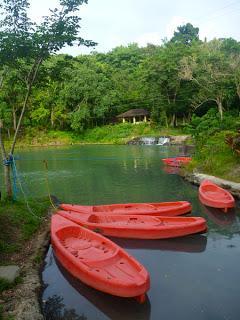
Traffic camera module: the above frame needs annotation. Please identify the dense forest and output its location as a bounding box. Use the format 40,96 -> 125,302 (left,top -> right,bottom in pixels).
1,22 -> 240,135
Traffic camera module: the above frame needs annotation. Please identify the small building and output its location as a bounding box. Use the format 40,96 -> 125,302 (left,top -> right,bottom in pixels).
116,109 -> 149,124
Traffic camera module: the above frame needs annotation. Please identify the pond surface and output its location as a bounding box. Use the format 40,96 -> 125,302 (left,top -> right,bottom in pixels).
10,145 -> 240,319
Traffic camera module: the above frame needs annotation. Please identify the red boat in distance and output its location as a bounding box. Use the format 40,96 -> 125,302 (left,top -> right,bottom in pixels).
199,180 -> 235,213
51,214 -> 150,303
60,201 -> 192,217
57,210 -> 207,239
162,157 -> 192,167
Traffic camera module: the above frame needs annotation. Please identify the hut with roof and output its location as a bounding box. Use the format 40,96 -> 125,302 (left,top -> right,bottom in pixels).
116,109 -> 149,124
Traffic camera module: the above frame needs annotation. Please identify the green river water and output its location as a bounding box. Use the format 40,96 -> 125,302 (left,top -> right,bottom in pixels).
8,145 -> 240,319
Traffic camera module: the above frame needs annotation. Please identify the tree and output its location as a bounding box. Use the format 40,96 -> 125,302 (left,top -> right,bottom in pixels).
140,42 -> 194,126
0,0 -> 95,198
179,40 -> 233,119
171,23 -> 200,45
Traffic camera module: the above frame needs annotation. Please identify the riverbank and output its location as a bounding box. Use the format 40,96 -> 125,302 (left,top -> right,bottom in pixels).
182,172 -> 240,198
0,199 -> 51,320
4,124 -> 185,148
185,131 -> 240,184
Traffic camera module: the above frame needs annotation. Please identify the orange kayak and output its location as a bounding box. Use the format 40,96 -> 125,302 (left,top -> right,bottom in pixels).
51,214 -> 150,302
57,210 -> 207,239
199,180 -> 235,212
60,201 -> 192,217
162,157 -> 192,167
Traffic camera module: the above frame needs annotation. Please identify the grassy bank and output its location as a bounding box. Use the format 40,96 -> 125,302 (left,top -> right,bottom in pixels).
4,123 -> 184,148
0,198 -> 50,319
187,131 -> 240,183
0,198 -> 50,264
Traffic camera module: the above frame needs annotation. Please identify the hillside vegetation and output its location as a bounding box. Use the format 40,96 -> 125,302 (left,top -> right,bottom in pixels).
8,123 -> 183,147
1,24 -> 240,137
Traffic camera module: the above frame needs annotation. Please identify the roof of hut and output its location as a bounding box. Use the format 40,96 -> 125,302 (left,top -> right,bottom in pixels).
116,108 -> 149,118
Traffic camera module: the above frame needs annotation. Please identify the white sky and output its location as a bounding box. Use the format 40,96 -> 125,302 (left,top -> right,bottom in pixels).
28,0 -> 240,55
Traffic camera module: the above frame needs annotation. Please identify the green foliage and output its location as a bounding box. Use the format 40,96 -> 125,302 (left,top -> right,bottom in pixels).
0,15 -> 240,138
30,105 -> 50,126
0,278 -> 11,293
170,23 -> 200,45
7,123 -> 183,146
77,123 -> 183,144
0,276 -> 22,293
185,109 -> 240,139
183,109 -> 240,182
190,131 -> 240,182
71,103 -> 91,132
0,198 -> 50,261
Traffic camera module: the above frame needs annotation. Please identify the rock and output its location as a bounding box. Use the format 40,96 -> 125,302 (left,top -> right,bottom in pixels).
127,135 -> 191,145
0,265 -> 20,283
183,172 -> 240,198
169,135 -> 190,145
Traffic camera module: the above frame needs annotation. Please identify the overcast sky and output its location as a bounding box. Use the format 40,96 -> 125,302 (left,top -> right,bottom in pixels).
29,0 -> 240,55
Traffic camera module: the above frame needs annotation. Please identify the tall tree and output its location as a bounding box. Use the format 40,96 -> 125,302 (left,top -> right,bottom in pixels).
179,40 -> 233,119
0,0 -> 95,198
170,23 -> 200,45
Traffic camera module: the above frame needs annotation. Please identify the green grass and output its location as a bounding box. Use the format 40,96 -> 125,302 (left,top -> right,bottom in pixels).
0,199 -> 49,319
0,276 -> 22,320
0,278 -> 11,293
74,123 -> 184,144
0,304 -> 3,320
0,198 -> 50,262
188,131 -> 240,182
0,276 -> 22,294
5,124 -> 184,148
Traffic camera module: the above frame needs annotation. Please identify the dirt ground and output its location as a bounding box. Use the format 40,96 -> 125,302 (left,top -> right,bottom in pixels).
0,215 -> 51,320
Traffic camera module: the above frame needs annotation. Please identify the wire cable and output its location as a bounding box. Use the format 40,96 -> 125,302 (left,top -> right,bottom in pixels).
43,160 -> 58,211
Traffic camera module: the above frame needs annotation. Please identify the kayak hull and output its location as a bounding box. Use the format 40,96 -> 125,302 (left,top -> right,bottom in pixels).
51,215 -> 150,300
199,180 -> 235,212
60,201 -> 192,217
162,157 -> 192,167
57,210 -> 207,239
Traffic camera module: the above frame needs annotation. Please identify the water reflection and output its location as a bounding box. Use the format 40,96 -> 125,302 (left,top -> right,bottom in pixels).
112,235 -> 207,253
43,295 -> 87,320
162,166 -> 181,175
201,204 -> 236,226
21,144 -> 240,320
53,254 -> 151,320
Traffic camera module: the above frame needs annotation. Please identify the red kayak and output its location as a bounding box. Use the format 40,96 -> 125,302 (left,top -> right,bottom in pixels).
57,210 -> 207,239
199,180 -> 235,212
60,201 -> 192,217
162,157 -> 192,167
51,214 -> 150,302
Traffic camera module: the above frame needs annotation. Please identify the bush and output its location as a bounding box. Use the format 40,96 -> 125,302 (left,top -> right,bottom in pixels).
184,109 -> 240,139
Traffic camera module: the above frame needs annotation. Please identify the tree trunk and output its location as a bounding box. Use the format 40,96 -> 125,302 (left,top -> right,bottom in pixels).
51,108 -> 54,128
216,98 -> 223,120
171,114 -> 176,127
10,57 -> 43,155
10,86 -> 31,155
0,120 -> 12,199
161,110 -> 169,128
3,163 -> 12,199
12,106 -> 17,131
237,85 -> 240,102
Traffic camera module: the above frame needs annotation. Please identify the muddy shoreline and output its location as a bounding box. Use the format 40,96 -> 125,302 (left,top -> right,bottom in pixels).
1,215 -> 51,320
